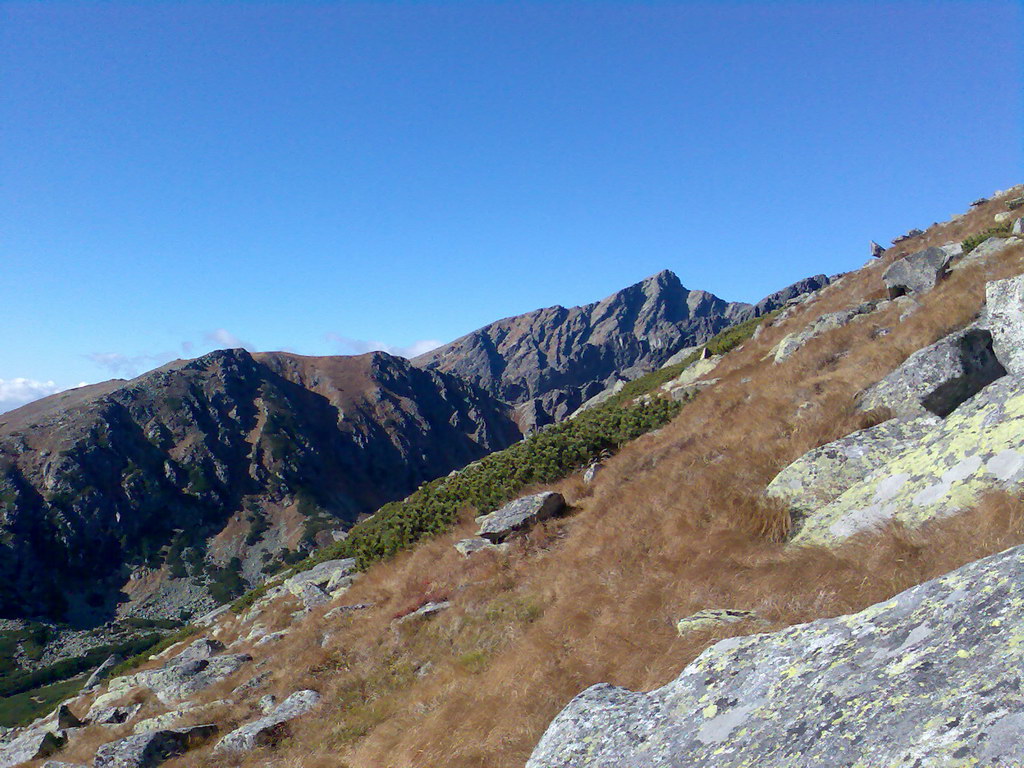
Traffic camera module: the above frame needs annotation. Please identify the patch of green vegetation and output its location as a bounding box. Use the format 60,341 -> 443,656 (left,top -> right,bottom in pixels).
230,576 -> 285,614
187,465 -> 211,494
962,221 -> 1014,254
245,508 -> 270,546
207,557 -> 246,604
456,649 -> 490,674
122,617 -> 183,631
0,676 -> 86,728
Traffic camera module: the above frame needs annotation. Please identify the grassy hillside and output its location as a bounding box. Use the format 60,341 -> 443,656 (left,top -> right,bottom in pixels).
49,189 -> 1024,768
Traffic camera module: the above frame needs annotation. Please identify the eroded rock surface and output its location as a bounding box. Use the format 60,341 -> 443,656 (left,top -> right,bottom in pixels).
476,492 -> 566,542
527,544 -> 1024,768
94,724 -> 217,768
214,690 -> 321,753
0,729 -> 66,768
882,246 -> 952,298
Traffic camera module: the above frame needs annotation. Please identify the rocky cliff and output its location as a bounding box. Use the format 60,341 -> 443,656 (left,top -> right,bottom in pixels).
0,349 -> 520,622
413,269 -> 827,428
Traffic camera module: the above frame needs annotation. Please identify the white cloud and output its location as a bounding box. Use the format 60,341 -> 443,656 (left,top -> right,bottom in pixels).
204,328 -> 256,352
325,334 -> 442,359
86,351 -> 177,378
0,378 -> 66,414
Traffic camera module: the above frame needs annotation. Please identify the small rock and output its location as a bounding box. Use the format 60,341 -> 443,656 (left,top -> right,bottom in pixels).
231,671 -> 271,696
90,703 -> 143,726
323,602 -> 374,620
214,690 -> 321,753
994,211 -> 1014,223
583,462 -> 602,485
82,654 -> 123,692
395,601 -> 451,625
254,630 -> 288,647
168,638 -> 225,666
476,492 -> 566,543
94,724 -> 218,768
676,609 -> 761,636
454,537 -> 497,557
283,559 -> 357,597
258,694 -> 277,714
869,240 -> 885,258
1014,218 -> 1023,235
970,197 -> 989,206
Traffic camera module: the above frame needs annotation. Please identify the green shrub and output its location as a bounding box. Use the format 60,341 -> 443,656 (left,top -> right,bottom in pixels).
962,221 -> 1014,254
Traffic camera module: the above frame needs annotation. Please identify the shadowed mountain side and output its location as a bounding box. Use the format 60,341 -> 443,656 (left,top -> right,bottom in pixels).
0,349 -> 520,622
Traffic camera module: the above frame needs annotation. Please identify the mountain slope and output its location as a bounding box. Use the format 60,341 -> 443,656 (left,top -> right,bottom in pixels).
413,269 -> 827,427
0,349 -> 520,622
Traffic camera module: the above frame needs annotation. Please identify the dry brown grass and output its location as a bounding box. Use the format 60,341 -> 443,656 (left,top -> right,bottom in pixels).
76,203 -> 1024,768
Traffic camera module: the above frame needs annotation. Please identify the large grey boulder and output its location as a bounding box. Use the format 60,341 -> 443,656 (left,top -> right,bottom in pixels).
771,303 -> 878,363
167,637 -> 224,665
882,246 -> 951,298
796,373 -> 1024,545
676,609 -> 760,636
89,703 -> 143,726
985,274 -> 1024,374
476,492 -> 566,542
454,537 -> 498,557
283,558 -> 357,597
214,689 -> 321,753
82,653 -> 122,692
527,544 -> 1024,768
94,724 -> 217,768
0,729 -> 66,768
956,236 -> 1021,268
858,327 -> 1005,418
869,240 -> 885,258
766,415 -> 940,517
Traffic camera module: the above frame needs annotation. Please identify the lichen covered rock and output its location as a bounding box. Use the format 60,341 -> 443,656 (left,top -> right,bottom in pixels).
795,374 -> 1024,545
476,492 -> 566,542
214,690 -> 321,753
94,724 -> 217,768
527,544 -> 1024,767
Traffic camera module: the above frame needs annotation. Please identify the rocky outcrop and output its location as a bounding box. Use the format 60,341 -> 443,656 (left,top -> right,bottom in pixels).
794,373 -> 1024,545
414,271 -> 828,429
102,645 -> 252,705
766,416 -> 939,518
857,327 -> 1006,418
94,724 -> 217,768
771,302 -> 879,363
0,349 -> 521,621
0,728 -> 66,768
527,544 -> 1024,767
882,246 -> 952,298
476,492 -> 566,542
986,274 -> 1024,374
82,654 -> 122,692
675,609 -> 761,636
214,689 -> 320,753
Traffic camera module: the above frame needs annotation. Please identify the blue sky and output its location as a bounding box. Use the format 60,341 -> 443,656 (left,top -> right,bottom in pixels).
2,1 -> 1021,412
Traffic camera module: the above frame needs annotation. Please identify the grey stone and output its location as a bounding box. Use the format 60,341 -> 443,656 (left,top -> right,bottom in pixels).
476,492 -> 566,543
526,544 -> 1024,768
395,601 -> 451,625
214,689 -> 321,753
231,670 -> 271,695
869,240 -> 885,258
90,703 -> 142,726
323,602 -> 374,620
254,630 -> 288,647
956,236 -> 1021,267
583,462 -> 602,485
42,762 -> 87,768
971,196 -> 989,206
766,415 -> 940,517
82,654 -> 122,692
892,227 -> 924,244
676,609 -> 761,636
94,724 -> 218,768
985,274 -> 1024,374
454,537 -> 497,557
258,694 -> 277,714
0,729 -> 66,768
858,326 -> 1005,418
193,604 -> 231,627
797,374 -> 1024,545
1013,217 -> 1023,236
772,303 -> 878,363
882,246 -> 951,299
296,582 -> 331,609
132,700 -> 230,735
167,637 -> 224,666
123,652 -> 252,705
283,559 -> 357,597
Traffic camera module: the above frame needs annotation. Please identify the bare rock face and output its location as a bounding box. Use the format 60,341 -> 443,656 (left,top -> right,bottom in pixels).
476,492 -> 566,542
214,689 -> 321,753
528,544 -> 1024,768
882,246 -> 952,299
414,270 -> 826,429
0,729 -> 66,768
0,349 -> 521,620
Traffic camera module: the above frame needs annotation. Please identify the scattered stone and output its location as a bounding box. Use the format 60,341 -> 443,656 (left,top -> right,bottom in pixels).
94,724 -> 218,768
994,211 -> 1014,223
296,583 -> 331,610
42,762 -> 87,768
193,604 -> 231,627
891,227 -> 924,244
90,703 -> 143,726
583,462 -> 602,485
882,246 -> 951,299
869,240 -> 885,258
82,654 -> 123,692
771,303 -> 878,363
526,544 -> 1024,768
132,701 -> 230,735
395,601 -> 451,625
231,670 -> 271,696
476,492 -> 566,543
970,196 -> 989,206
660,346 -> 700,369
766,415 -> 940,517
283,559 -> 357,598
939,240 -> 963,260
120,653 -> 252,705
955,236 -> 1021,268
660,355 -> 721,398
570,380 -> 626,416
258,694 -> 277,714
1014,217 -> 1023,235
675,609 -> 761,636
87,686 -> 147,720
0,729 -> 66,768
454,537 -> 497,557
254,630 -> 288,647
214,690 -> 321,753
168,638 -> 225,665
323,602 -> 374,620
858,326 -> 1005,418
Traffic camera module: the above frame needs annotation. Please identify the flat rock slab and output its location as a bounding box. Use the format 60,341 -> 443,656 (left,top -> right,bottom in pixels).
454,537 -> 498,556
95,724 -> 217,768
527,544 -> 1024,768
0,729 -> 66,768
795,374 -> 1024,545
476,492 -> 566,542
676,609 -> 761,636
123,652 -> 252,705
215,689 -> 321,753
766,415 -> 940,517
283,559 -> 357,596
